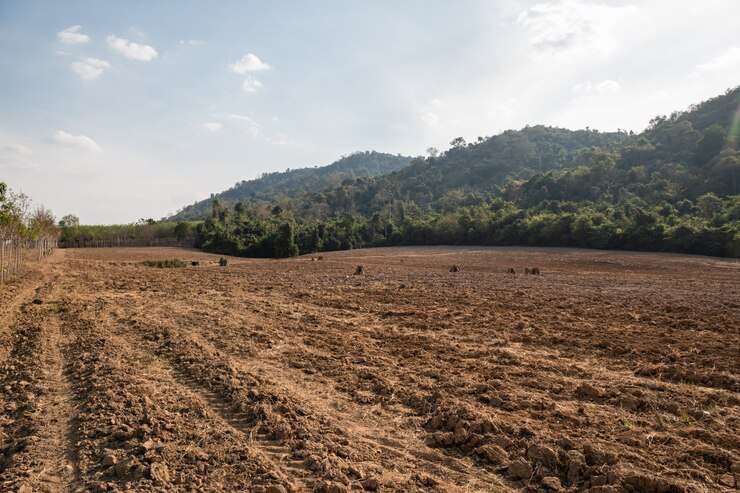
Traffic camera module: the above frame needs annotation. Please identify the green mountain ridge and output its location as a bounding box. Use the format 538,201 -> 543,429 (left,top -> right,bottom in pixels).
169,151 -> 413,220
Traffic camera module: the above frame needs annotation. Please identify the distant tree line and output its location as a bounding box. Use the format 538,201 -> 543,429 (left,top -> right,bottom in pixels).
194,193 -> 739,258
57,219 -> 198,247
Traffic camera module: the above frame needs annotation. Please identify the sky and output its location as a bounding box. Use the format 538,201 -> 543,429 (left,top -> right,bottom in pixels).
1,1 -> 739,224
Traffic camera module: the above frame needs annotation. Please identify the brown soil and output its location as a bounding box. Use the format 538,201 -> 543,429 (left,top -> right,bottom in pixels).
0,246 -> 738,492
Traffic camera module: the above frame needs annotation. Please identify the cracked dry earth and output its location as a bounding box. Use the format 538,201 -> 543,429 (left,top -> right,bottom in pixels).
0,246 -> 738,493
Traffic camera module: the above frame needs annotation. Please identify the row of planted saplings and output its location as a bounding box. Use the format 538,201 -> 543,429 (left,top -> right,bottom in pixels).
0,236 -> 57,284
351,264 -> 541,275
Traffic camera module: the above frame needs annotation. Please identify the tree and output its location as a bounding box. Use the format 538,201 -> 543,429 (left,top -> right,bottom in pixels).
28,207 -> 57,239
450,137 -> 466,148
274,222 -> 299,258
697,193 -> 723,219
174,222 -> 192,241
695,124 -> 727,165
59,214 -> 80,228
711,150 -> 740,195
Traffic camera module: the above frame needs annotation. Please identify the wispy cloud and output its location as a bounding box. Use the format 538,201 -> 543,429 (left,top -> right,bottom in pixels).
70,58 -> 111,80
242,77 -> 263,93
57,25 -> 90,44
229,53 -> 271,74
695,46 -> 740,73
179,39 -> 205,46
0,143 -> 36,170
53,130 -> 102,153
517,0 -> 638,55
203,122 -> 223,132
106,35 -> 158,61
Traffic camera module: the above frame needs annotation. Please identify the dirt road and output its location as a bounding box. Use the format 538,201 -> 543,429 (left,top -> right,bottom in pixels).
1,246 -> 738,492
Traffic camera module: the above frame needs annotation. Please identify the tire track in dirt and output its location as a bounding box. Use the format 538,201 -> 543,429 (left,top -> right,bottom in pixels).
166,366 -> 317,492
226,348 -> 512,492
25,308 -> 81,493
57,296 -> 277,492
0,277 -> 80,493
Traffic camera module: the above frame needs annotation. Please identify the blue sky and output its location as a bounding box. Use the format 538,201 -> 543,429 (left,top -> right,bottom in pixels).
1,0 -> 739,223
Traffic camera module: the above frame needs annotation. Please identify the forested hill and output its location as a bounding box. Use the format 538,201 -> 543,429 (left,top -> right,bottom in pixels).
194,86 -> 739,258
170,151 -> 412,220
295,87 -> 739,216
327,126 -> 630,215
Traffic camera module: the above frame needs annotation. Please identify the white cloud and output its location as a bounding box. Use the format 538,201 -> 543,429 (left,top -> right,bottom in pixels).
53,130 -> 102,153
572,79 -> 621,94
517,0 -> 638,55
203,122 -> 223,132
696,46 -> 740,73
70,58 -> 111,80
179,39 -> 205,46
229,53 -> 270,74
242,77 -> 263,93
420,111 -> 440,127
596,80 -> 621,94
57,25 -> 90,44
106,35 -> 158,61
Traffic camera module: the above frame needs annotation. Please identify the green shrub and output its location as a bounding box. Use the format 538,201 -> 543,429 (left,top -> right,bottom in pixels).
142,259 -> 186,268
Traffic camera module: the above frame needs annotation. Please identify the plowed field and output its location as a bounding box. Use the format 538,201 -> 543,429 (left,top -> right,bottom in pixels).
1,246 -> 738,492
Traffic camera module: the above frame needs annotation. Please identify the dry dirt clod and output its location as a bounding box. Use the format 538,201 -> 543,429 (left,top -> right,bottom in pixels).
475,443 -> 509,465
718,474 -> 735,488
149,462 -> 170,484
265,484 -> 287,493
508,459 -> 533,480
527,444 -> 558,469
542,476 -> 563,490
361,477 -> 380,491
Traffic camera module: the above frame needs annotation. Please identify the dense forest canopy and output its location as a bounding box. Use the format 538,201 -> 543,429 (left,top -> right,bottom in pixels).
170,151 -> 412,221
192,87 -> 740,258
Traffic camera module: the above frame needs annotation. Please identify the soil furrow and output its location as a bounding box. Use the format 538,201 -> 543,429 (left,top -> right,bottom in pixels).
0,279 -> 80,493
18,245 -> 736,493
167,366 -> 317,492
25,309 -> 80,493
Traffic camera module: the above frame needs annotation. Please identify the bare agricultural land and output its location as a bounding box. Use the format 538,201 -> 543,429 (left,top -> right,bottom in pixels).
0,246 -> 738,492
